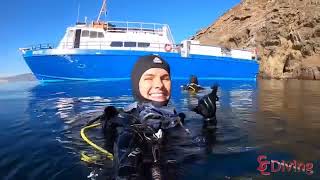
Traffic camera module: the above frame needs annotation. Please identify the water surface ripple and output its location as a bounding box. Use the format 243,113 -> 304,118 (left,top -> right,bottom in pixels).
0,79 -> 319,179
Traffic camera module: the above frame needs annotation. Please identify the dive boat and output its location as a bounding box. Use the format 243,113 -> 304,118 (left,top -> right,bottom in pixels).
19,0 -> 259,81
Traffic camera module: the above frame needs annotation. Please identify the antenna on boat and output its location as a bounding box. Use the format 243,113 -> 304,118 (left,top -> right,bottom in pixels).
77,3 -> 80,23
96,0 -> 107,22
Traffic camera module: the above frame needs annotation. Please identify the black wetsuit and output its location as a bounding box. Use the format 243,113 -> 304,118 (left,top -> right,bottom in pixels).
102,102 -> 201,179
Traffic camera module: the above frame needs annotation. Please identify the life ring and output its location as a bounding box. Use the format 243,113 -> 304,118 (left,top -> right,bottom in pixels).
164,44 -> 172,52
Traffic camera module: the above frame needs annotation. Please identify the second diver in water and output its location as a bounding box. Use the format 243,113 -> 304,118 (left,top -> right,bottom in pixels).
181,75 -> 205,93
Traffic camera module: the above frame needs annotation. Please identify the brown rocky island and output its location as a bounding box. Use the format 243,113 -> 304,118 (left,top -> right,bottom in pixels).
192,0 -> 320,80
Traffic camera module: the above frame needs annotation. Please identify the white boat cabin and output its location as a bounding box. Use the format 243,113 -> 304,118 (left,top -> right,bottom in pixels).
57,21 -> 176,53
56,21 -> 257,60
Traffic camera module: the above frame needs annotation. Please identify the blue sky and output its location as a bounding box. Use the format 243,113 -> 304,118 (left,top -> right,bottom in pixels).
0,0 -> 240,77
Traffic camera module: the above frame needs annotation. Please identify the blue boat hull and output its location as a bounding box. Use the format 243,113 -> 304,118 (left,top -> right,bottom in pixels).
23,49 -> 259,81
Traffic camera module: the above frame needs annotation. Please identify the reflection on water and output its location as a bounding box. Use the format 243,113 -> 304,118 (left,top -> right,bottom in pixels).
256,80 -> 320,162
0,79 -> 319,179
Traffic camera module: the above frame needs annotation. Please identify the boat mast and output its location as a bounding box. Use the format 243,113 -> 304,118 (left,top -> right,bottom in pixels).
96,0 -> 107,22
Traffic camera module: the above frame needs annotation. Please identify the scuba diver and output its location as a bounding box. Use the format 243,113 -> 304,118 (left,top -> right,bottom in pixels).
84,55 -> 219,179
181,75 -> 205,93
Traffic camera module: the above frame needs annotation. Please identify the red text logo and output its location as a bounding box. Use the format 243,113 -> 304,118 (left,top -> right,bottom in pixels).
257,155 -> 314,176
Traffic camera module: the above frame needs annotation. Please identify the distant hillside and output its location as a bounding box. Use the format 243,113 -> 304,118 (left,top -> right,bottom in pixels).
0,73 -> 36,82
192,0 -> 320,80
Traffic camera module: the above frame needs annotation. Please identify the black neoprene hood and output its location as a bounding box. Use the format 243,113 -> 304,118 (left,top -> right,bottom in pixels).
131,55 -> 171,105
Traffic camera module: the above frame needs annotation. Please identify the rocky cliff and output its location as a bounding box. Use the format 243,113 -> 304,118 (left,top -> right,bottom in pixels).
192,0 -> 320,80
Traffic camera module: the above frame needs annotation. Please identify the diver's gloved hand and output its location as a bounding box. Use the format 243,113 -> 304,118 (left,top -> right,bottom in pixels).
100,106 -> 119,152
86,106 -> 119,126
100,106 -> 119,121
194,85 -> 219,119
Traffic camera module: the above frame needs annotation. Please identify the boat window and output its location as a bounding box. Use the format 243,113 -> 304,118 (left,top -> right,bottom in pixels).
137,42 -> 150,47
90,31 -> 98,38
98,32 -> 104,38
124,42 -> 136,47
110,41 -> 123,47
81,30 -> 89,37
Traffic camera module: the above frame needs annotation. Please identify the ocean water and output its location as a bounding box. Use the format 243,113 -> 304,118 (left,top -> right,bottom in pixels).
0,79 -> 319,180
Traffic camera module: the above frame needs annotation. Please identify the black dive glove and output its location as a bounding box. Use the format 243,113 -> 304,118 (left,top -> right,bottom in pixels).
86,106 -> 119,126
194,85 -> 219,126
100,106 -> 119,152
101,106 -> 119,121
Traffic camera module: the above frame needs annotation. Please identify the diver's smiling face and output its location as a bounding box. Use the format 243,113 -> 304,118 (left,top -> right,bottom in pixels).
139,68 -> 171,103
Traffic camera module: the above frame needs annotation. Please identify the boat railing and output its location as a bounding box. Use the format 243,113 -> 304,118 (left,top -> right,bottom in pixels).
19,43 -> 55,53
104,21 -> 166,33
190,43 -> 255,53
90,21 -> 175,43
26,43 -> 56,51
56,40 -> 180,52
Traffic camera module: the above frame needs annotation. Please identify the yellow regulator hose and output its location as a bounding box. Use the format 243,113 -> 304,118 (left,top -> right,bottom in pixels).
80,122 -> 114,161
